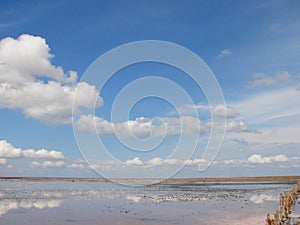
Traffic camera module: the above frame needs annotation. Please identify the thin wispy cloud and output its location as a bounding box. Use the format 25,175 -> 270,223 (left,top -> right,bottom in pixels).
0,22 -> 17,28
217,49 -> 232,58
270,23 -> 281,31
247,71 -> 296,88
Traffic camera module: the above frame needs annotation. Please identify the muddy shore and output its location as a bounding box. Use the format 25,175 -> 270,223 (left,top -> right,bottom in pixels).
1,176 -> 299,183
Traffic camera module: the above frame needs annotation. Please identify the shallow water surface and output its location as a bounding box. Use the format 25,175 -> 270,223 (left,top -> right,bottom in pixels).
0,180 -> 294,225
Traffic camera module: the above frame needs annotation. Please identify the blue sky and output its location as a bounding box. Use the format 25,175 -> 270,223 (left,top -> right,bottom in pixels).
0,0 -> 300,178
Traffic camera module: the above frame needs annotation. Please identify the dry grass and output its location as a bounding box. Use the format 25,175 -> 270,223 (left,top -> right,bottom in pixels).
0,176 -> 299,183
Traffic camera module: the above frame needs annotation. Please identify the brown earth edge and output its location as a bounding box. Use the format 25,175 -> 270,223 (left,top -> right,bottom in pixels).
0,176 -> 299,183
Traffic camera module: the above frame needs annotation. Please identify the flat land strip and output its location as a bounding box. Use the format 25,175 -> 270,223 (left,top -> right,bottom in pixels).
0,176 -> 299,183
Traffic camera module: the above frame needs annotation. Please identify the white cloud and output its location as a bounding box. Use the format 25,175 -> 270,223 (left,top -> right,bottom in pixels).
231,86 -> 300,144
213,104 -> 238,118
163,158 -> 181,165
0,140 -> 64,160
74,114 -> 114,135
204,119 -> 254,134
247,71 -> 294,88
224,159 -> 246,166
155,157 -> 178,166
129,157 -> 209,167
146,157 -> 162,165
168,103 -> 252,134
184,158 -> 208,166
226,120 -> 254,132
126,157 -> 144,166
63,154 -> 299,175
236,84 -> 300,124
0,34 -> 77,85
247,154 -> 288,164
89,157 -> 210,169
75,115 -> 201,138
68,163 -> 84,169
218,49 -> 232,58
22,149 -> 64,159
0,34 -> 102,125
31,160 -> 65,168
222,154 -> 300,168
161,116 -> 201,136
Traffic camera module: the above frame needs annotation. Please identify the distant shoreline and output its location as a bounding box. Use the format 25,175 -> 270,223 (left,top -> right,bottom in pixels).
0,176 -> 299,183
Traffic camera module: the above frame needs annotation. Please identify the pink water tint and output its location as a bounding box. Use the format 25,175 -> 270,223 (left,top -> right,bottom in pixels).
0,180 -> 294,225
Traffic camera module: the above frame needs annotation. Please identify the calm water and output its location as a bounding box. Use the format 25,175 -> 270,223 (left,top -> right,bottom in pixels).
0,180 -> 294,225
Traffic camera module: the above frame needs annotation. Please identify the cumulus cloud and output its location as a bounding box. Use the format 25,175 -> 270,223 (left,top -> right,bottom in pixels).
223,154 -> 300,168
247,71 -> 294,88
75,115 -> 201,138
126,157 -> 144,166
92,157 -> 210,169
68,163 -> 84,169
213,104 -> 238,118
217,49 -> 232,58
0,81 -> 101,125
146,157 -> 163,165
204,118 -> 254,134
247,154 -> 288,164
0,34 -> 102,125
226,120 -> 254,132
223,159 -> 246,166
162,158 -> 181,165
126,157 -> 209,167
31,160 -> 65,168
75,112 -> 255,140
184,158 -> 208,166
0,140 -> 64,160
0,34 -> 77,85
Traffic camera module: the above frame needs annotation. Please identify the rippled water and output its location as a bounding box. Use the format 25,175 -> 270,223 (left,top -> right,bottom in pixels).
0,180 -> 294,225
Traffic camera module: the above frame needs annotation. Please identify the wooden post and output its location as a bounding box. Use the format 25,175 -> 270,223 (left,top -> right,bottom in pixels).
265,181 -> 300,225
